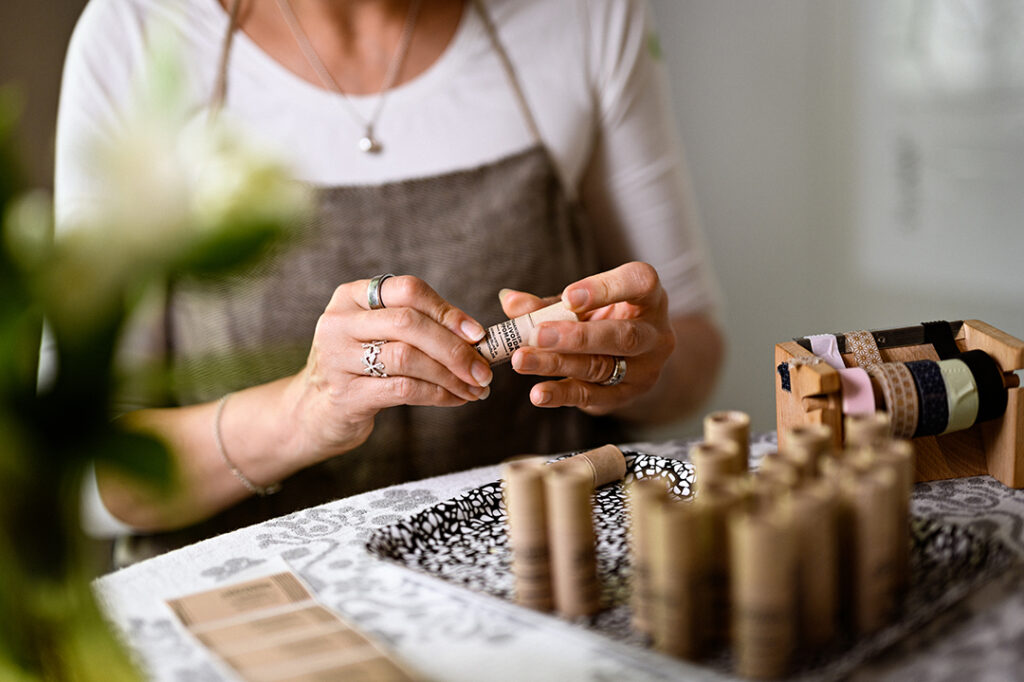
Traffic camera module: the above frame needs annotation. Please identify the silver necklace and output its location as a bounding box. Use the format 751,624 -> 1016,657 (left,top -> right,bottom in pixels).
276,0 -> 423,154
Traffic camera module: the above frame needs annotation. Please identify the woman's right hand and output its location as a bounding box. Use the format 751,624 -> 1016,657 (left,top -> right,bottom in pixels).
284,275 -> 493,461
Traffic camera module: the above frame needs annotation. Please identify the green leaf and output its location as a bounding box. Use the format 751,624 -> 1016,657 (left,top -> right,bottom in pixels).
93,429 -> 176,495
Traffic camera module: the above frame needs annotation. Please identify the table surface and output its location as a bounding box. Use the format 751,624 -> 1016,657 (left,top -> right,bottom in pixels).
94,435 -> 1024,682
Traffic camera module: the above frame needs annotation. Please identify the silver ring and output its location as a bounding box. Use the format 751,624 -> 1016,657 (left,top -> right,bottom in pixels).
600,356 -> 627,386
361,340 -> 388,377
367,273 -> 395,310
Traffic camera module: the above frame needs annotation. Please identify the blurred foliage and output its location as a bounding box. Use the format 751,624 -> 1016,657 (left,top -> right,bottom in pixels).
0,31 -> 308,678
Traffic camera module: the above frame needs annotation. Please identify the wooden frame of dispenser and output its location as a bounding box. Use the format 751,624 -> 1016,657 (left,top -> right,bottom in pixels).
775,320 -> 1024,488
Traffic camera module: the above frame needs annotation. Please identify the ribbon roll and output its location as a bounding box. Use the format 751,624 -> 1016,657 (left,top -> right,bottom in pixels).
808,334 -> 846,371
937,359 -> 980,435
866,363 -> 920,439
845,330 -> 884,369
958,350 -> 1009,424
904,360 -> 949,437
921,321 -> 960,361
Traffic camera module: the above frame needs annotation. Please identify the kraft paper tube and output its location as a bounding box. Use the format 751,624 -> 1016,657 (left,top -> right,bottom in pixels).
844,411 -> 891,449
692,479 -> 745,648
548,444 -> 627,488
753,459 -> 799,498
703,411 -> 751,473
840,467 -> 899,635
649,498 -> 706,659
730,501 -> 797,680
544,465 -> 600,618
781,423 -> 833,480
502,456 -> 553,611
789,479 -> 839,650
867,440 -> 914,594
474,301 -> 578,365
627,478 -> 669,635
691,440 -> 744,490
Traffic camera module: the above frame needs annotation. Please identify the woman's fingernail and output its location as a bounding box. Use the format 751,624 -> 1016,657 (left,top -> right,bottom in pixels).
470,384 -> 486,398
513,352 -> 537,372
472,361 -> 493,387
480,386 -> 491,400
532,387 -> 552,406
461,319 -> 485,342
565,288 -> 589,310
498,288 -> 514,304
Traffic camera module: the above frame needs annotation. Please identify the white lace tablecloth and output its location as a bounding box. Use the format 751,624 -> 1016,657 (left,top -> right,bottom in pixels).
93,435 -> 1024,682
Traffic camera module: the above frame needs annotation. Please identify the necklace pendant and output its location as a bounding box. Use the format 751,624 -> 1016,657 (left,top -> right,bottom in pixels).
358,133 -> 382,154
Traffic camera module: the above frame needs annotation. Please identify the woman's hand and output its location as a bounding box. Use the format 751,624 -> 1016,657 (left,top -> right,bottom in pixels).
503,262 -> 676,416
286,275 -> 493,459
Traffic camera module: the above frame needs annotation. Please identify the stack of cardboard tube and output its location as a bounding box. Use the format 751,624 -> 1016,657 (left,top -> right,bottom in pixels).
627,410 -> 914,680
502,444 -> 627,619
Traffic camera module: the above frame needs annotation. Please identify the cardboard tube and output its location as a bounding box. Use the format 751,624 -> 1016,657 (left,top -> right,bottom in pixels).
692,479 -> 745,648
844,411 -> 892,449
474,301 -> 578,365
754,458 -> 800,496
548,444 -> 626,488
867,439 -> 915,595
781,423 -> 833,480
730,501 -> 796,680
649,498 -> 706,659
627,478 -> 669,634
789,479 -> 839,650
691,440 -> 744,489
840,467 -> 899,635
544,465 -> 600,618
502,456 -> 553,611
703,411 -> 751,473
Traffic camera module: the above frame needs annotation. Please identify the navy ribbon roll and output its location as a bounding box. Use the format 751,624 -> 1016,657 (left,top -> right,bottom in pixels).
905,359 -> 950,437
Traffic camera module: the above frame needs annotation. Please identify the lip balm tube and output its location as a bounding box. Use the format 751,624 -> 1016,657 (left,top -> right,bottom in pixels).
730,500 -> 797,680
502,456 -> 554,612
650,497 -> 706,659
781,423 -> 833,480
474,301 -> 578,365
548,444 -> 627,488
690,441 -> 744,490
789,478 -> 839,650
544,465 -> 600,619
840,466 -> 899,635
852,440 -> 914,595
844,411 -> 892,449
703,411 -> 751,473
692,478 -> 746,649
626,478 -> 669,634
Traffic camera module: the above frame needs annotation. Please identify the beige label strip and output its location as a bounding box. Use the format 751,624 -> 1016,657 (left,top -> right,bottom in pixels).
167,571 -> 418,682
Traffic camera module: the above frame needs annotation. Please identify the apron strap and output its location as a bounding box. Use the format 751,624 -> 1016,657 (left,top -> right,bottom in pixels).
210,0 -> 243,117
470,0 -> 545,149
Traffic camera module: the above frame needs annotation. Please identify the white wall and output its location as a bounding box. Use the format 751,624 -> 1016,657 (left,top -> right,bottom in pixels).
648,0 -> 1024,439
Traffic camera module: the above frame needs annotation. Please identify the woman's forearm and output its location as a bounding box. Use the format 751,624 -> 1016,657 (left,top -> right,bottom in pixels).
97,376 -> 310,531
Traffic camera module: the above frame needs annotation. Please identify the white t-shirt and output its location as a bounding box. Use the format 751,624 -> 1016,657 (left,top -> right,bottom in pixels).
56,0 -> 719,536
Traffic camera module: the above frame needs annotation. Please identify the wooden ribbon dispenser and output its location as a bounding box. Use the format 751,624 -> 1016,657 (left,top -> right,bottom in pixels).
775,320 -> 1024,487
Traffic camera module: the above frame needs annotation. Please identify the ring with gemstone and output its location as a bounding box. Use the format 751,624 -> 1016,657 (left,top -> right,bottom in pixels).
362,340 -> 388,377
600,356 -> 627,386
367,273 -> 395,310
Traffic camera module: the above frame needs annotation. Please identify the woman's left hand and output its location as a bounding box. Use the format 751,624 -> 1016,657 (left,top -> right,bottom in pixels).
503,261 -> 676,416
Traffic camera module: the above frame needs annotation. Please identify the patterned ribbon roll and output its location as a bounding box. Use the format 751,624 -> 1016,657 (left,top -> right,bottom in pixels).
808,334 -> 876,416
958,350 -> 1009,424
845,330 -> 884,369
937,359 -> 980,435
905,360 -> 950,437
921,320 -> 961,360
866,363 -> 920,439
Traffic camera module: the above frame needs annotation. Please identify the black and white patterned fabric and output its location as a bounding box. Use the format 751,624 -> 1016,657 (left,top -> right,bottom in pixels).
366,449 -> 1017,680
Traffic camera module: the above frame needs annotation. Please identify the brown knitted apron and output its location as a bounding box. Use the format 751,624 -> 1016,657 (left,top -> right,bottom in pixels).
118,1 -> 617,561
